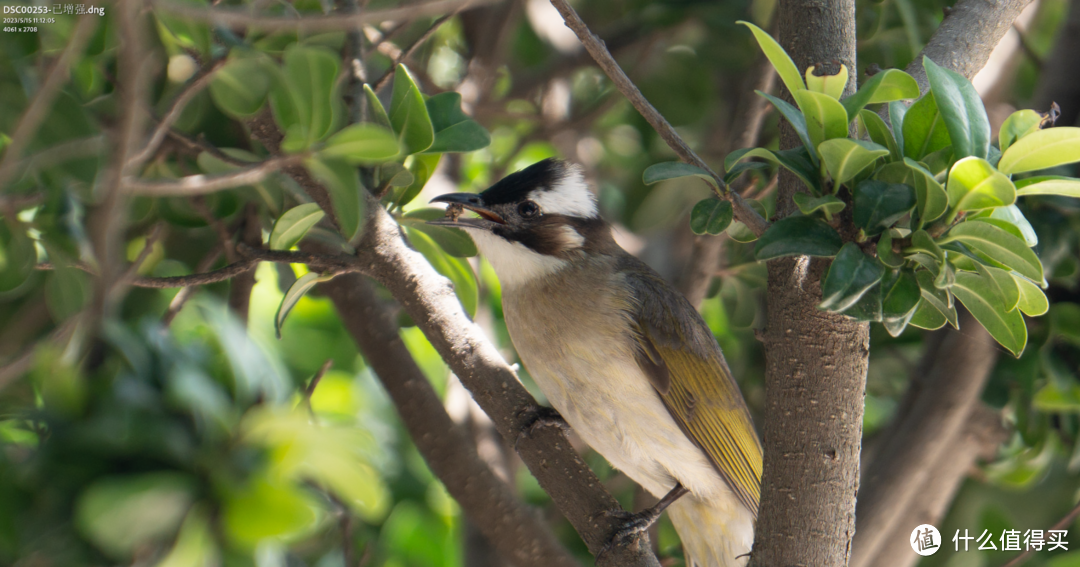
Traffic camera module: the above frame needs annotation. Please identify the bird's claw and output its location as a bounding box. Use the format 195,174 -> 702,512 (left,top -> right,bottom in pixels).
514,406 -> 568,450
595,509 -> 658,561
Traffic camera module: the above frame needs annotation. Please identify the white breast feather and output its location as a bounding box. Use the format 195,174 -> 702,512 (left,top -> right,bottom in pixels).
462,227 -> 568,288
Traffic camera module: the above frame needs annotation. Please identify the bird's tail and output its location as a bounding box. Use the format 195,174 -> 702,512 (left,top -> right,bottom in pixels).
668,496 -> 755,567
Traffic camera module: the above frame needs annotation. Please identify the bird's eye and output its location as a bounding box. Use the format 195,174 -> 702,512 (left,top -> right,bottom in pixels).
517,200 -> 540,218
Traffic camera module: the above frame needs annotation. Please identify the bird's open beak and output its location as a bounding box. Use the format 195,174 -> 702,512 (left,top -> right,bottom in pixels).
428,193 -> 505,230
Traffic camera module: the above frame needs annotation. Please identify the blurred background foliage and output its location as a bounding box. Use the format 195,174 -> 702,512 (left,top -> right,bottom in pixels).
0,0 -> 1079,564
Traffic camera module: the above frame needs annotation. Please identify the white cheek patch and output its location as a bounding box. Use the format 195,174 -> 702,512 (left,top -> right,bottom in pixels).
527,164 -> 597,218
462,228 -> 569,288
556,225 -> 585,250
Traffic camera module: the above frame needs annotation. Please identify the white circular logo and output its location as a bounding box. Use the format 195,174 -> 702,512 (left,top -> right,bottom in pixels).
910,524 -> 942,556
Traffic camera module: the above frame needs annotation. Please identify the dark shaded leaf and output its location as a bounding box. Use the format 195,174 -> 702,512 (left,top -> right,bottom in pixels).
852,180 -> 916,235
754,215 -> 843,260
820,242 -> 886,312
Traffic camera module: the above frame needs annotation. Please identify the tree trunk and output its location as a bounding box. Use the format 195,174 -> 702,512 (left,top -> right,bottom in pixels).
750,0 -> 865,565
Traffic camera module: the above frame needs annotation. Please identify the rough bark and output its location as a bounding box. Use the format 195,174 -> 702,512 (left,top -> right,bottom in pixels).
861,405 -> 1006,567
322,275 -> 577,567
851,311 -> 1000,567
750,0 -> 864,565
905,0 -> 1036,93
1033,0 -> 1080,126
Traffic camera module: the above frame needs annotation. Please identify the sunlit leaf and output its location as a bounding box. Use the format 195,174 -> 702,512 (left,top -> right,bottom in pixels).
922,57 -> 990,160
805,64 -> 848,100
945,156 -> 1016,214
1015,177 -> 1080,198
757,91 -> 818,163
794,90 -> 849,150
989,205 -> 1038,247
818,138 -> 888,187
157,508 -> 220,567
902,91 -> 951,160
364,83 -> 392,129
998,127 -> 1080,174
1013,274 -> 1049,316
222,476 -> 320,548
841,69 -> 919,118
951,270 -> 1027,357
393,153 -> 442,209
998,109 -> 1042,152
737,21 -> 805,96
269,203 -> 325,250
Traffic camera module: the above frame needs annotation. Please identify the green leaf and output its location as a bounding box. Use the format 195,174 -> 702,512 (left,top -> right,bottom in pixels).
1015,177 -> 1080,198
45,264 -> 91,320
76,473 -> 195,559
805,64 -> 848,100
793,193 -> 846,220
952,270 -> 1028,356
943,221 -> 1043,281
643,162 -> 717,188
946,156 -> 1016,214
909,299 -> 948,330
977,263 -> 1020,312
902,91 -> 951,160
859,109 -> 902,161
820,242 -> 886,311
841,69 -> 920,119
923,57 -> 990,159
881,268 -> 920,334
276,272 -> 334,338
393,153 -> 442,209
406,227 -> 478,317
998,109 -> 1042,152
303,157 -> 363,241
726,146 -> 821,195
156,509 -> 218,567
838,283 -> 883,322
909,229 -> 946,263
318,123 -> 400,163
378,163 -> 414,188
269,45 -> 341,151
877,231 -> 906,268
738,21 -> 805,96
399,208 -> 478,257
689,199 -> 734,235
852,179 -> 916,235
389,65 -> 435,155
724,160 -> 771,184
889,101 -> 907,151
904,157 -> 949,224
998,127 -> 1080,174
988,205 -> 1038,247
794,90 -> 849,150
223,476 -> 319,548
726,198 -> 769,243
921,146 -> 955,177
757,91 -> 818,163
364,84 -> 392,129
1013,274 -> 1048,316
0,221 -> 36,293
916,269 -> 958,328
818,138 -> 889,187
209,50 -> 273,119
269,203 -> 325,251
754,215 -> 843,260
424,92 -> 490,153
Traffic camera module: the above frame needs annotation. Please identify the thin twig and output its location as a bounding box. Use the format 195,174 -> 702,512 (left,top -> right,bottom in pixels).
162,245 -> 224,325
128,57 -> 230,168
999,501 -> 1080,567
122,155 -> 303,196
0,17 -> 98,191
546,0 -> 769,236
304,358 -> 334,415
164,129 -> 250,165
372,11 -> 462,91
119,224 -> 167,283
150,0 -> 494,32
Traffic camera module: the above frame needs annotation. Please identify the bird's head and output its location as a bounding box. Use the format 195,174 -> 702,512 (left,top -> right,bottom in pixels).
429,158 -> 612,287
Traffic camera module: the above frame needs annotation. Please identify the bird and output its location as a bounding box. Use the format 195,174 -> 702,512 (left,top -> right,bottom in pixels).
429,158 -> 762,567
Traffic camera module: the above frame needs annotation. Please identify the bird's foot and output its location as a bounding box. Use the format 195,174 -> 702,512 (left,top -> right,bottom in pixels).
596,484 -> 690,561
514,406 -> 568,450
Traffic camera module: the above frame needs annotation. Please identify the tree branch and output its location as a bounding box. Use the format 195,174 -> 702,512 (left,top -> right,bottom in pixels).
850,310 -> 999,567
150,0 -> 497,32
546,0 -> 769,237
321,274 -> 583,567
122,155 -> 303,196
905,0 -> 1036,89
371,12 -> 462,92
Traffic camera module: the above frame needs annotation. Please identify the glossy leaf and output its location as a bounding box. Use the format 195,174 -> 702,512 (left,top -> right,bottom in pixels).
388,65 -> 434,154
820,242 -> 886,312
319,123 -> 400,163
393,153 -> 442,209
841,69 -> 920,118
902,92 -> 951,160
424,92 -> 491,153
406,227 -> 478,317
838,283 -> 883,322
881,268 -> 921,334
859,109 -> 902,161
943,221 -> 1043,281
364,84 -> 392,129
303,157 -> 363,241
951,271 -> 1027,357
726,146 -> 821,195
904,158 -> 949,224
269,45 -> 341,151
754,215 -> 843,260
738,21 -> 805,96
399,208 -> 478,257
269,203 -> 325,250
209,51 -> 273,118
689,199 -> 734,235
889,101 -> 907,152
923,57 -> 990,159
276,272 -> 334,338
909,299 -> 949,330
643,162 -> 717,188
989,205 -> 1038,247
998,109 -> 1042,152
819,138 -> 889,187
877,231 -> 905,268
916,269 -> 958,328
909,229 -> 945,263
805,64 -> 848,100
757,91 -> 818,162
1014,275 -> 1049,316
794,90 -> 849,150
726,199 -> 769,243
852,180 -> 916,235
1014,177 -> 1080,198
998,127 -> 1080,174
793,193 -> 846,220
946,156 -> 1016,214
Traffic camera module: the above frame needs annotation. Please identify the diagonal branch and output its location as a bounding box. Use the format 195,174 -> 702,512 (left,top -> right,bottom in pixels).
122,155 -> 303,196
547,0 -> 769,237
371,12 -> 463,92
